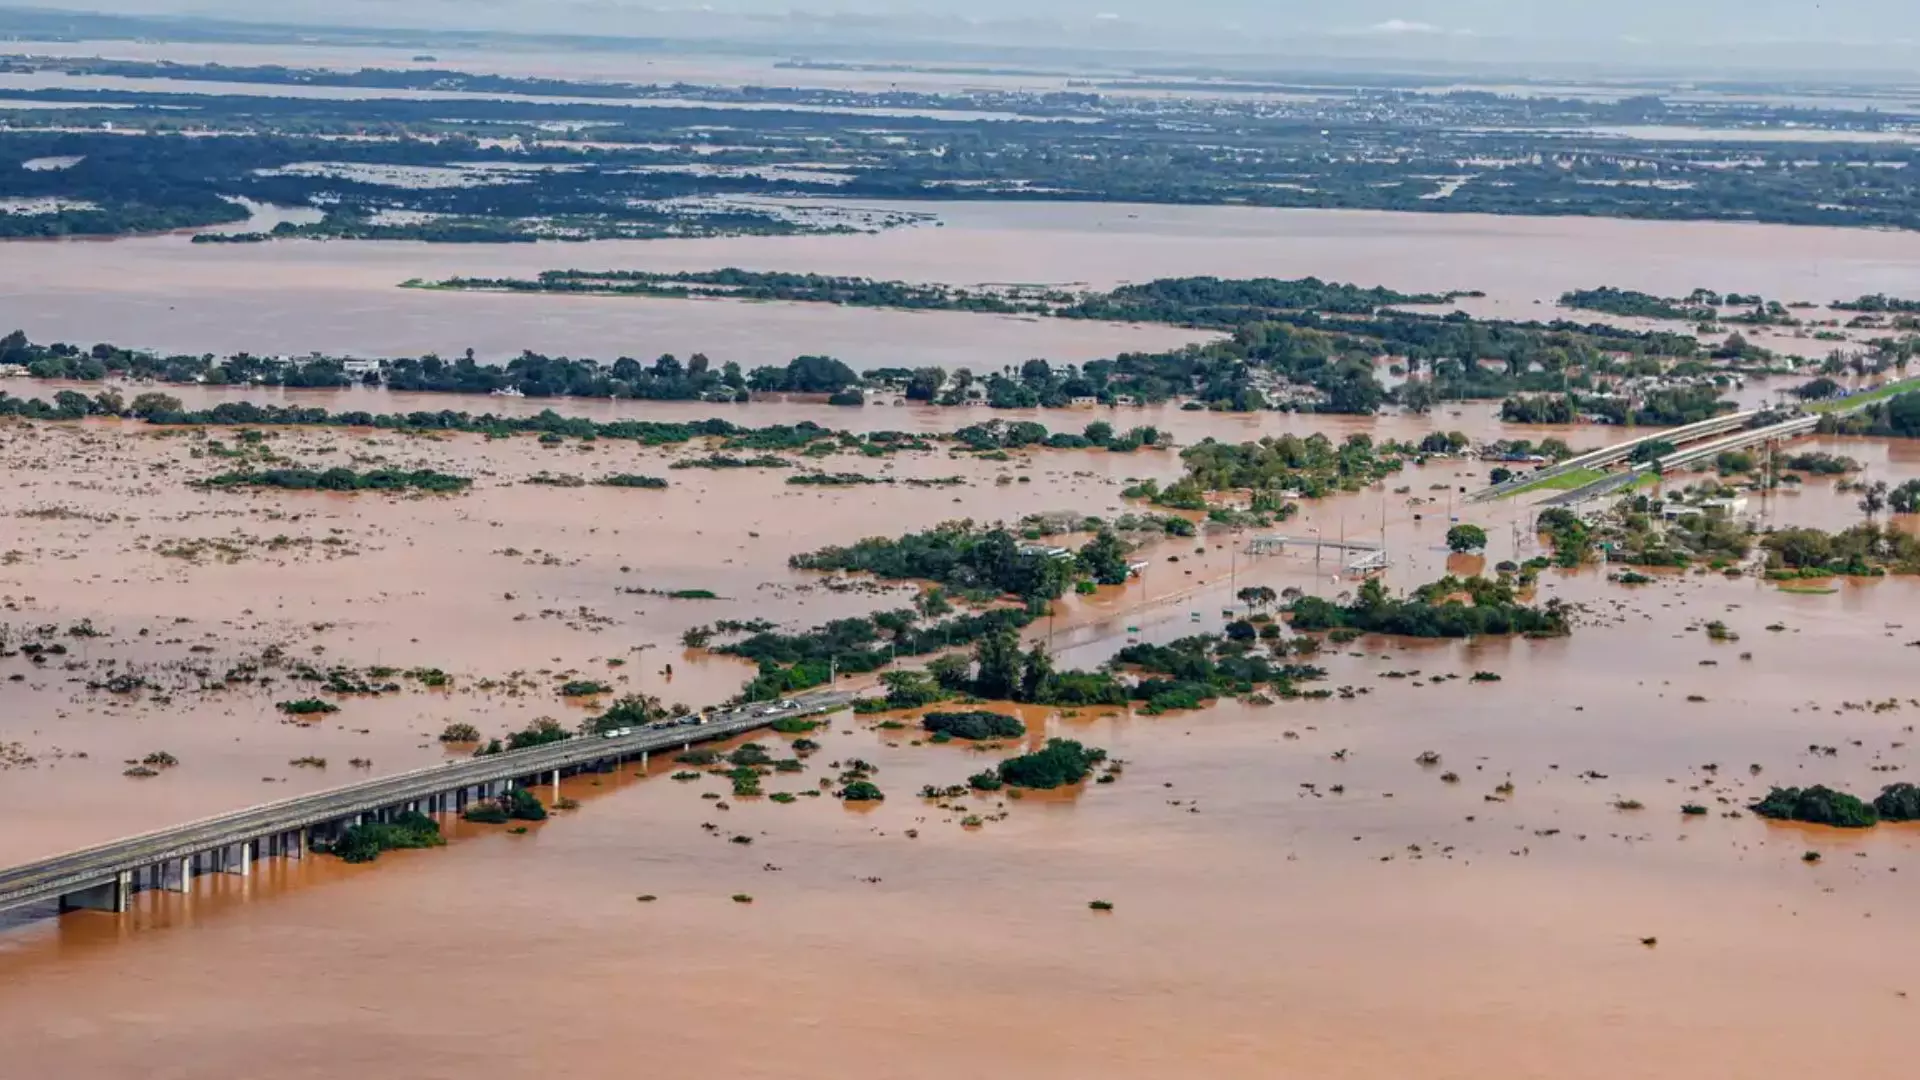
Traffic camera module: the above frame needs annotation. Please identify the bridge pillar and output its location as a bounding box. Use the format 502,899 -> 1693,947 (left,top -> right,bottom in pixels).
59,871 -> 131,914
291,828 -> 307,859
641,750 -> 648,770
218,842 -> 251,877
551,769 -> 560,800
162,853 -> 193,887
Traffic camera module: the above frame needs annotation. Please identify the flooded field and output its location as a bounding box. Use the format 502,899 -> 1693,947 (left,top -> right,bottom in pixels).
1,407 -> 1918,1077
7,201 -> 1920,368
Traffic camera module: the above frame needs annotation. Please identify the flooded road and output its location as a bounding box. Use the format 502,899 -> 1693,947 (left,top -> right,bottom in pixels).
0,409 -> 1918,1078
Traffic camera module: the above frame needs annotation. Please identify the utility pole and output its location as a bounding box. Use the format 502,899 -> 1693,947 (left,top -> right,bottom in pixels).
1379,488 -> 1388,572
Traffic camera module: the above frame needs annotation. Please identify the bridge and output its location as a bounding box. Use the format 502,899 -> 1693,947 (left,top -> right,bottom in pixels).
1468,408 -> 1762,502
1478,375 -> 1920,506
0,691 -> 855,920
1539,413 -> 1824,507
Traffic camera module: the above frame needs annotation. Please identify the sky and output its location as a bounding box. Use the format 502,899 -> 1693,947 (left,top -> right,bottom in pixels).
9,0 -> 1919,69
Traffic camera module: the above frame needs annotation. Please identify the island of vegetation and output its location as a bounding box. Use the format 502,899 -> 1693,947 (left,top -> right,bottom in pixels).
1287,576 -> 1570,639
199,466 -> 472,493
1750,784 -> 1920,829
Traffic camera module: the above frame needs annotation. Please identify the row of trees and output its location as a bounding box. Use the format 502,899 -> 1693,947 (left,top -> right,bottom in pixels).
1287,576 -> 1570,639
788,521 -> 1134,604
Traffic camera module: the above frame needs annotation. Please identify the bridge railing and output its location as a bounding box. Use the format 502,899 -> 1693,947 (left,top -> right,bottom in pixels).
11,703 -> 795,876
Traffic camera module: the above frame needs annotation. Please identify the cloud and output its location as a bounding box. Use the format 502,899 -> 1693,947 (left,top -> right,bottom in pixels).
1369,18 -> 1443,34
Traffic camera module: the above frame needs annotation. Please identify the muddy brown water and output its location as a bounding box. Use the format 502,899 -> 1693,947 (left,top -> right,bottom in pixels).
1,412 -> 1918,1077
9,200 -> 1920,366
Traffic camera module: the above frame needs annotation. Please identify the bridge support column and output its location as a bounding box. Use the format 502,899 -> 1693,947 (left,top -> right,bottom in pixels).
640,750 -> 649,770
551,769 -> 560,801
218,842 -> 251,877
291,828 -> 307,858
59,872 -> 131,914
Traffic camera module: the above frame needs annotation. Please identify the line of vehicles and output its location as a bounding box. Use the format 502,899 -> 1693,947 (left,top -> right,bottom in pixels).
597,699 -> 804,739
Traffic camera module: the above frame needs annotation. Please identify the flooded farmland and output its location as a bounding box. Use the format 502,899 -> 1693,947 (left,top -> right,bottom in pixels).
7,63 -> 1920,1066
0,404 -> 1918,1078
7,202 -> 1920,366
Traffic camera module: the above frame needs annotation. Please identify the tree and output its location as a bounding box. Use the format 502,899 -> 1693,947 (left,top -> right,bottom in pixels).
129,391 -> 183,419
51,390 -> 91,419
1236,585 -> 1277,614
587,693 -> 666,733
1446,524 -> 1489,553
781,354 -> 859,393
997,739 -> 1107,789
905,367 -> 945,402
1859,479 -> 1890,519
972,627 -> 1022,701
1399,380 -> 1438,414
881,669 -> 942,709
1627,440 -> 1678,465
1019,643 -> 1053,703
1078,529 -> 1131,586
1794,376 -> 1842,401
927,654 -> 974,693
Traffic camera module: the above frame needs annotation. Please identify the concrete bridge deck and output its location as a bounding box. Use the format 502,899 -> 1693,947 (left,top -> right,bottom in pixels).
1536,414 -> 1823,507
0,691 -> 854,918
1468,409 -> 1761,502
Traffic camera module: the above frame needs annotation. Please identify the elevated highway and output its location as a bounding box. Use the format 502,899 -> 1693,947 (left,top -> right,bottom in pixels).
0,691 -> 854,919
1468,408 -> 1761,503
1538,413 -> 1822,507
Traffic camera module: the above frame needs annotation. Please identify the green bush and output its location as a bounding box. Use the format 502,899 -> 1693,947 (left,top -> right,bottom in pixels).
840,780 -> 885,801
276,698 -> 339,715
328,811 -> 445,863
1750,785 -> 1877,828
598,474 -> 669,489
505,787 -> 548,821
920,710 -> 1026,740
997,739 -> 1107,789
201,466 -> 472,494
461,802 -> 510,824
1873,782 -> 1920,822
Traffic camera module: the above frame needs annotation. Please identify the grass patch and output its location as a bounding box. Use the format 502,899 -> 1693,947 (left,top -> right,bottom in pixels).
1501,467 -> 1608,498
1804,376 -> 1920,414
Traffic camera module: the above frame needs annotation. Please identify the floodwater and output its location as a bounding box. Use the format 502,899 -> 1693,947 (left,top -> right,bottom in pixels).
8,200 -> 1920,368
0,71 -> 1076,123
20,376 -> 1583,445
1,410 -> 1919,1078
0,40 -> 1117,97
